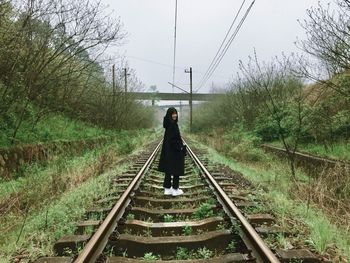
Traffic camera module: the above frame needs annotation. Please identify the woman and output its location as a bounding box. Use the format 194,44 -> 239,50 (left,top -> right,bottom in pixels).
158,107 -> 186,196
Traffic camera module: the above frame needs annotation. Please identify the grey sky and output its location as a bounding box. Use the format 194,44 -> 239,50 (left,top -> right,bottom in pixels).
102,0 -> 329,94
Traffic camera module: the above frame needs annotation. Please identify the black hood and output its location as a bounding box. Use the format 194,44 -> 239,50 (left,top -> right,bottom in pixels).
163,107 -> 178,128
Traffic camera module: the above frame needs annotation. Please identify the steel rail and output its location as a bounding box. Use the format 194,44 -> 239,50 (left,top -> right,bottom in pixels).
74,140 -> 163,263
184,140 -> 281,263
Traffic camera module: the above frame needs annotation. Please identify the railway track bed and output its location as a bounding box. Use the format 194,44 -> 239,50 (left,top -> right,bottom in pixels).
36,140 -> 320,263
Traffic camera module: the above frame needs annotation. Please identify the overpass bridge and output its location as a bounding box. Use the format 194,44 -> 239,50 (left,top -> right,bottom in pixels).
129,92 -> 224,102
128,91 -> 225,131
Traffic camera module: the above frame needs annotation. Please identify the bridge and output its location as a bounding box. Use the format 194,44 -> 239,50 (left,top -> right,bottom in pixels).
128,91 -> 224,132
129,92 -> 224,101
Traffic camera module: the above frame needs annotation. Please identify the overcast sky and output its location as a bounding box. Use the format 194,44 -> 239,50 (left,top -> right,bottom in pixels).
101,0 -> 329,95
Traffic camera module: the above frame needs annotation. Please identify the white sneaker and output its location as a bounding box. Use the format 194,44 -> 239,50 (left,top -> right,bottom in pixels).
164,187 -> 173,195
172,188 -> 184,196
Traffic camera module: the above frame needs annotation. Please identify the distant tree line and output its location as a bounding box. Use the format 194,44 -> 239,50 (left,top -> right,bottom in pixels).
193,0 -> 350,177
0,0 -> 155,144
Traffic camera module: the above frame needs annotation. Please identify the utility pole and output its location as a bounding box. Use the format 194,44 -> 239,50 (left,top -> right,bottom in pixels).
112,64 -> 116,107
123,68 -> 128,93
185,67 -> 193,132
112,65 -> 116,92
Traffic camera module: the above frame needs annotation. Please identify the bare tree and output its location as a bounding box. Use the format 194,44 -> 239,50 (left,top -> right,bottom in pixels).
0,0 -> 127,142
239,52 -> 310,179
296,0 -> 350,98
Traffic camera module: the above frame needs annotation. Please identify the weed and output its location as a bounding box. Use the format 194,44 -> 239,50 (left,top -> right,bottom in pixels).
216,222 -> 226,231
183,225 -> 192,236
164,214 -> 174,222
226,240 -> 236,252
84,225 -> 95,235
103,244 -> 115,256
189,135 -> 350,259
142,228 -> 152,237
127,214 -> 135,220
62,247 -> 73,256
193,203 -> 214,220
195,247 -> 213,259
123,228 -> 132,235
142,252 -> 159,261
176,247 -> 189,260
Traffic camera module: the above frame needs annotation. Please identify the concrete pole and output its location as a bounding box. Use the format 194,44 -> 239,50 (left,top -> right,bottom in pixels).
189,67 -> 193,132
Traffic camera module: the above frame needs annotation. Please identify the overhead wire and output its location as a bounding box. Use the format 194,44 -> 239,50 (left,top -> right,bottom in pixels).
195,0 -> 256,93
195,0 -> 247,90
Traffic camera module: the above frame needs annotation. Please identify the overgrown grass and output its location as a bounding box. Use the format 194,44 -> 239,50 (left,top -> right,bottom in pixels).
0,113 -> 121,148
189,132 -> 350,261
269,140 -> 350,162
0,162 -> 130,262
0,129 -> 160,262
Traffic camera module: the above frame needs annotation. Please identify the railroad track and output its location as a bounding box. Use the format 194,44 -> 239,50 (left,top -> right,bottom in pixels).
36,140 -> 318,263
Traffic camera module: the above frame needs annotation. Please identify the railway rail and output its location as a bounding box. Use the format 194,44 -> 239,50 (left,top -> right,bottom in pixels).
36,140 -> 318,263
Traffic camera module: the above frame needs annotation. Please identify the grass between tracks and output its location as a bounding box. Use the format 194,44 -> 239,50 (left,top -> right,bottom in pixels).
0,129 -> 160,262
188,132 -> 350,262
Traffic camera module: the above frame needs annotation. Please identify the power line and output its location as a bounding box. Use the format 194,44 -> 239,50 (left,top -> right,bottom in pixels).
196,0 -> 256,93
196,0 -> 247,90
172,0 -> 178,93
127,55 -> 184,70
196,0 -> 255,92
127,55 -> 228,78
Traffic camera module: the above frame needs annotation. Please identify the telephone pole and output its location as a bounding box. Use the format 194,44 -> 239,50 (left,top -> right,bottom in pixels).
112,64 -> 116,92
123,68 -> 128,93
112,64 -> 116,106
185,67 -> 193,132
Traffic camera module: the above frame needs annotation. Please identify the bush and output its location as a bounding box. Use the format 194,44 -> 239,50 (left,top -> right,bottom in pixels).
254,114 -> 281,142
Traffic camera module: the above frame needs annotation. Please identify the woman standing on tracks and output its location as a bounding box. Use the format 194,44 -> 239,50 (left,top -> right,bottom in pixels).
158,107 -> 186,196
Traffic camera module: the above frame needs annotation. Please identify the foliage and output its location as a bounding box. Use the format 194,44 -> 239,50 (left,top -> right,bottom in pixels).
142,252 -> 159,261
226,240 -> 236,252
182,225 -> 193,236
193,203 -> 214,220
195,247 -> 213,259
163,214 -> 174,222
0,130 -> 154,261
191,135 -> 350,260
0,0 -> 155,146
0,111 -> 120,147
176,247 -> 189,260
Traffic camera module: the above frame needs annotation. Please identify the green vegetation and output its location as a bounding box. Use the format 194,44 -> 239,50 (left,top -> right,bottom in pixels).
127,214 -> 135,220
175,247 -> 214,260
163,214 -> 175,223
0,130 -> 157,262
193,203 -> 214,220
270,140 -> 350,162
188,2 -> 349,260
0,0 -> 155,147
190,135 -> 350,260
0,113 -> 120,148
192,0 -> 350,174
196,247 -> 213,259
226,240 -> 236,252
0,161 -> 128,262
142,252 -> 159,261
176,247 -> 190,260
182,225 -> 193,236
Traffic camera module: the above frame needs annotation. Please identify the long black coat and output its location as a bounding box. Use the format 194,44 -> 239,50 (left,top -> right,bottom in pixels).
158,120 -> 185,176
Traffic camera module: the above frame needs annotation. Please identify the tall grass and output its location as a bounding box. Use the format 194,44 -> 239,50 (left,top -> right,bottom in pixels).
0,129 -> 159,262
0,113 -> 120,148
0,163 -> 129,262
270,140 -> 350,161
189,132 -> 350,261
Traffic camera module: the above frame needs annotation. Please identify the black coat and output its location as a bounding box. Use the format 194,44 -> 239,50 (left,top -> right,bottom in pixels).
158,119 -> 185,176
